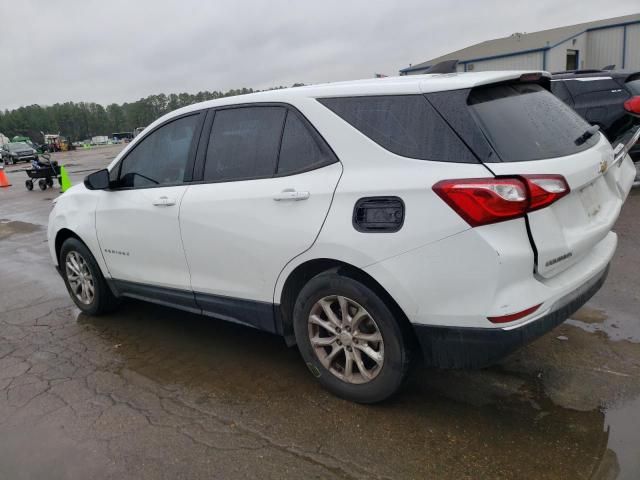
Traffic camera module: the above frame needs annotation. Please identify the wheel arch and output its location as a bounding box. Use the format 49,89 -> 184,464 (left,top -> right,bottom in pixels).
55,229 -> 108,277
55,228 -> 118,296
54,228 -> 85,265
277,258 -> 417,351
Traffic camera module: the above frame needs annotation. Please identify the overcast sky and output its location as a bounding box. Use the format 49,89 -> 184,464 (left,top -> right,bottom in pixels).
1,0 -> 638,109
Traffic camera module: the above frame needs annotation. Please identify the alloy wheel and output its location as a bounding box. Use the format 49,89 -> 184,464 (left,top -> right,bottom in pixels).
308,295 -> 384,384
65,251 -> 95,305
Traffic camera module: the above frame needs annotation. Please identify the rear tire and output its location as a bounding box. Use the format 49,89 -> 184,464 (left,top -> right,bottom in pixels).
25,180 -> 33,191
38,179 -> 47,190
60,238 -> 119,315
293,271 -> 411,403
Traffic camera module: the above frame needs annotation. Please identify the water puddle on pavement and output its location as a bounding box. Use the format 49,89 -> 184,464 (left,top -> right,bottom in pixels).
0,219 -> 42,240
601,395 -> 640,480
567,307 -> 640,343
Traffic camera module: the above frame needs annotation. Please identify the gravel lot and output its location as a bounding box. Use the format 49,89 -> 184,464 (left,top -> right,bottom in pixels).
0,145 -> 639,479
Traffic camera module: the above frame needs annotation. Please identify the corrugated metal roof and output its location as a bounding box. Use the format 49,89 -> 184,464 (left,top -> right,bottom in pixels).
402,13 -> 640,72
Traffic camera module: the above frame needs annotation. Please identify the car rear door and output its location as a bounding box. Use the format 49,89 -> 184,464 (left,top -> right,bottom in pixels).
465,82 -> 635,278
179,105 -> 342,330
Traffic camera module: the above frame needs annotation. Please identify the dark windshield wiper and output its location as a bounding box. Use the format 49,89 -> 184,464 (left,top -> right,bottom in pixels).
575,125 -> 600,145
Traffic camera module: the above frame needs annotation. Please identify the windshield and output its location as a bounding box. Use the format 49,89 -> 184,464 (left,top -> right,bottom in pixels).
468,83 -> 599,162
8,142 -> 31,152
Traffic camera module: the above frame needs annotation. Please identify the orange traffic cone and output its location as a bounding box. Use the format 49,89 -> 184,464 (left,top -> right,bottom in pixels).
0,167 -> 11,188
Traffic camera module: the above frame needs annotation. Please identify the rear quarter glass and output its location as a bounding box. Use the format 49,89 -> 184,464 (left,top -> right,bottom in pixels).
317,95 -> 478,163
467,83 -> 599,162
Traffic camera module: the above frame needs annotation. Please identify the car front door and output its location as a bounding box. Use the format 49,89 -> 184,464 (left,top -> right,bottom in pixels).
95,112 -> 204,307
179,105 -> 342,331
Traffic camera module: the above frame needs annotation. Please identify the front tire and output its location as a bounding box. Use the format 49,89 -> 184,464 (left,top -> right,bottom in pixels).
293,271 -> 411,403
60,238 -> 119,315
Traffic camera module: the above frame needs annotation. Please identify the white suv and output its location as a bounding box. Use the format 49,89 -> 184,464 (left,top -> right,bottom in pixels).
48,72 -> 637,403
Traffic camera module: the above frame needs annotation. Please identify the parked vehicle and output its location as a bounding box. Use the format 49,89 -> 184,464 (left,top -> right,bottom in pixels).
550,69 -> 640,159
48,72 -> 637,403
1,142 -> 39,165
91,136 -> 109,145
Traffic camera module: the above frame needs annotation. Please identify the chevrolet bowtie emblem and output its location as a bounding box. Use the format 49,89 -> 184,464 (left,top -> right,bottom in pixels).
599,159 -> 608,174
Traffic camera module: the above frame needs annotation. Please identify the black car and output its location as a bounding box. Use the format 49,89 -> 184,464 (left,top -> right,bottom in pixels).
1,142 -> 39,165
550,69 -> 640,159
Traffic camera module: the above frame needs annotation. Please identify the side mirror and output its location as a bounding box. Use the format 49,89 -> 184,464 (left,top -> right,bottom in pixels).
84,168 -> 111,190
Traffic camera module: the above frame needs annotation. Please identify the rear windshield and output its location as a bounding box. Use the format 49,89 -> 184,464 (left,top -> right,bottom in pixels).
468,83 -> 599,162
626,79 -> 640,96
318,95 -> 477,163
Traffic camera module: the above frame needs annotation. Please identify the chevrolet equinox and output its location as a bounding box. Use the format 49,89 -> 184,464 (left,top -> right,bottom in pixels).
48,72 -> 638,403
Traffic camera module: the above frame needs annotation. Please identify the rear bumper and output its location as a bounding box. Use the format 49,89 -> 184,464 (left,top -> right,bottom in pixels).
413,264 -> 609,369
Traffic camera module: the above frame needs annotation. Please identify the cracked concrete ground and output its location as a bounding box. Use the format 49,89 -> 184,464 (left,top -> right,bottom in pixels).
0,145 -> 639,479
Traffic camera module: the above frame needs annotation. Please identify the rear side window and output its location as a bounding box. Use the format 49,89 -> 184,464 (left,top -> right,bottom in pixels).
277,110 -> 337,175
468,83 -> 599,162
318,95 -> 477,163
564,77 -> 621,97
204,107 -> 286,182
550,80 -> 573,104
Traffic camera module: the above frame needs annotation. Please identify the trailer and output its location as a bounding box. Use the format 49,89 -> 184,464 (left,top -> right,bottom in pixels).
91,136 -> 109,145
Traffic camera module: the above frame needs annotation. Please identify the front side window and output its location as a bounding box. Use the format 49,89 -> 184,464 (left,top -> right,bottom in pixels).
118,114 -> 200,188
204,107 -> 286,182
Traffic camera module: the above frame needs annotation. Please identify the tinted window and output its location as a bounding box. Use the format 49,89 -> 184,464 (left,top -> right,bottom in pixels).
318,95 -> 476,163
550,80 -> 573,104
277,110 -> 336,175
468,83 -> 599,162
564,78 -> 621,97
204,107 -> 286,182
625,79 -> 640,96
118,114 -> 200,188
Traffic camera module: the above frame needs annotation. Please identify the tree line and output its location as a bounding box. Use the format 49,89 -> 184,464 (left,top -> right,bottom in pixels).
0,85 -> 303,143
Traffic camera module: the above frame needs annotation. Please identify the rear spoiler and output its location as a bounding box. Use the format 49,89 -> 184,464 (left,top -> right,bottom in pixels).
468,72 -> 552,92
424,60 -> 459,74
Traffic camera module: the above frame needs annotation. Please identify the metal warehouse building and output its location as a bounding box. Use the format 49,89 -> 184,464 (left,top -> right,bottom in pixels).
400,13 -> 640,75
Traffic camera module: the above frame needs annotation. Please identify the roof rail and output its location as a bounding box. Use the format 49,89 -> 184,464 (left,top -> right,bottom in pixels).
551,68 -> 605,75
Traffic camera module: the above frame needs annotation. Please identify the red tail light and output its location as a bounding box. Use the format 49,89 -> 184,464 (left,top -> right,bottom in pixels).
523,175 -> 571,211
624,96 -> 640,116
433,175 -> 569,227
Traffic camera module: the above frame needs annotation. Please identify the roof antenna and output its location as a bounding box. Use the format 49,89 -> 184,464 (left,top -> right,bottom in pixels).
602,64 -> 615,70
